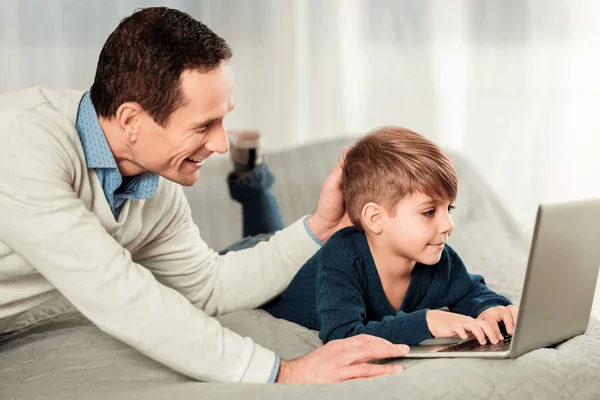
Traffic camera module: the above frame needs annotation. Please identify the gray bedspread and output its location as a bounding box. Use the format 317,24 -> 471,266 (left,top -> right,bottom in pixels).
1,137 -> 599,399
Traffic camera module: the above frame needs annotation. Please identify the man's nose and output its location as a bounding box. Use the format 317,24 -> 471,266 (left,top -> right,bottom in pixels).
206,125 -> 229,155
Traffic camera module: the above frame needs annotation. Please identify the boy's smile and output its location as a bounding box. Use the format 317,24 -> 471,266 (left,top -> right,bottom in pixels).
428,242 -> 446,251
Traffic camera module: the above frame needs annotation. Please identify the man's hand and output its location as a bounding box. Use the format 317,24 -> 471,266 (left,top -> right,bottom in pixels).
426,309 -> 501,345
477,305 -> 518,337
307,148 -> 352,243
275,334 -> 409,383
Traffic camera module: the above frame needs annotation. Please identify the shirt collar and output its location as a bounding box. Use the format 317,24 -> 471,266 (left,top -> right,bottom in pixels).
75,91 -> 159,200
75,92 -> 118,169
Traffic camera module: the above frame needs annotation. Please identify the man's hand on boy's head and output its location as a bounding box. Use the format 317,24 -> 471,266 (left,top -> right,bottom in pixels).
477,305 -> 519,337
426,309 -> 502,345
307,148 -> 352,243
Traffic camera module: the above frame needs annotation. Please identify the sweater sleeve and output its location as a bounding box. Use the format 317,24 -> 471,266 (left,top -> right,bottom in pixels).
316,241 -> 433,345
133,185 -> 320,317
0,119 -> 312,383
444,246 -> 513,318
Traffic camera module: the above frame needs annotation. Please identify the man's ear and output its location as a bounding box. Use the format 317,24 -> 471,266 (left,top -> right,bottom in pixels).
115,102 -> 143,143
362,202 -> 384,234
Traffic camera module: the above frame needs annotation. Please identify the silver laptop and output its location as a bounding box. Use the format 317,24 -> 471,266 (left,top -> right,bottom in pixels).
407,198 -> 600,359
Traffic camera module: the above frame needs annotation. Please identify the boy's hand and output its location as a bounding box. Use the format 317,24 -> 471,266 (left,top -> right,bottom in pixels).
477,305 -> 518,337
426,309 -> 502,345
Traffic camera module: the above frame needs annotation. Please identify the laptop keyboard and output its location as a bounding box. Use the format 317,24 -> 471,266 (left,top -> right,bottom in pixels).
437,329 -> 512,353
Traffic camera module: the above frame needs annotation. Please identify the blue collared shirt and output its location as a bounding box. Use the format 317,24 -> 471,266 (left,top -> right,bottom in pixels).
75,92 -> 159,219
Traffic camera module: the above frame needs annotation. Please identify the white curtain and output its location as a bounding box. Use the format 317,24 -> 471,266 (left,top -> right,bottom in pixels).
2,0 -> 600,309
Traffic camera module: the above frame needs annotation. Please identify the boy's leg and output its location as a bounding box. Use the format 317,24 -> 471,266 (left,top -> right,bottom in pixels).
227,130 -> 284,238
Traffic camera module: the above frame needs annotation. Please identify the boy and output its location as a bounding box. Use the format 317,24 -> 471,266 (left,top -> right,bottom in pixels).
263,126 -> 518,346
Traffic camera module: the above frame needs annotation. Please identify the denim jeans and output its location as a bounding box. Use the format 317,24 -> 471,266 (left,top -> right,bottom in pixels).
220,161 -> 284,255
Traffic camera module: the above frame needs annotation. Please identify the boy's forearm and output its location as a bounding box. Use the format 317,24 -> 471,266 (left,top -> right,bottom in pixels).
470,293 -> 513,318
452,283 -> 513,318
320,309 -> 433,345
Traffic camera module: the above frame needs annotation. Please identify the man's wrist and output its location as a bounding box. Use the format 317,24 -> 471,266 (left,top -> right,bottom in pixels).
306,215 -> 334,244
275,359 -> 292,383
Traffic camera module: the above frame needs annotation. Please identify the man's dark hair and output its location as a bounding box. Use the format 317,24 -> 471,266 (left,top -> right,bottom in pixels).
90,7 -> 232,126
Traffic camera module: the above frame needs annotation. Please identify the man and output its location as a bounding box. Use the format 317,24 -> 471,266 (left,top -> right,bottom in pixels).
0,7 -> 408,383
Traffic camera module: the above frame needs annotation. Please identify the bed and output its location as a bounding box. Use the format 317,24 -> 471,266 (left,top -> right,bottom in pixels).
1,137 -> 599,399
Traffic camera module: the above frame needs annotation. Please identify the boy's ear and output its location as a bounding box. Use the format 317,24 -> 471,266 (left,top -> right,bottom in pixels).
362,202 -> 384,234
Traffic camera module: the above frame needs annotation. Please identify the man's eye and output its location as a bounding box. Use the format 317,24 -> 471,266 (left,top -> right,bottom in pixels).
195,125 -> 208,133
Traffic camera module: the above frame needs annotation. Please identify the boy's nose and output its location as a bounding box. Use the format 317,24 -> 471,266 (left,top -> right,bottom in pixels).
440,214 -> 455,234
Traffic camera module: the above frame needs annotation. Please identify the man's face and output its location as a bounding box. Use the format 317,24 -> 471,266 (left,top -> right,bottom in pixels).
133,64 -> 234,186
382,192 -> 455,265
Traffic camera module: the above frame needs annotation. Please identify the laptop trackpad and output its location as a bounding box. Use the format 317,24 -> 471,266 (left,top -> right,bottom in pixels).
419,338 -> 465,345
410,338 -> 467,353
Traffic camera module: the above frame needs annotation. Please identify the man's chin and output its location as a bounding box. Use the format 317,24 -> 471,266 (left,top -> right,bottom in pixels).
160,171 -> 200,187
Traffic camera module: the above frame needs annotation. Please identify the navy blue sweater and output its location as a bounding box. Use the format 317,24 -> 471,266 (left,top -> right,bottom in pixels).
263,227 -> 512,345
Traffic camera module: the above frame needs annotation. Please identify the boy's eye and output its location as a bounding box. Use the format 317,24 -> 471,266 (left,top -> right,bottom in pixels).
423,205 -> 455,217
422,209 -> 435,217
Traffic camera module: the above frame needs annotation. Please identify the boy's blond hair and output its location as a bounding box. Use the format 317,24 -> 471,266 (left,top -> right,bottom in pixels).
341,126 -> 458,231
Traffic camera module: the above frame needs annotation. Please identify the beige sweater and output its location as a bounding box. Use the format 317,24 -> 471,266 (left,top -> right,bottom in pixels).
0,87 -> 320,382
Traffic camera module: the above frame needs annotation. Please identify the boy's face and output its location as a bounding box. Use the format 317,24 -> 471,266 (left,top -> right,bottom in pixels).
383,192 -> 455,265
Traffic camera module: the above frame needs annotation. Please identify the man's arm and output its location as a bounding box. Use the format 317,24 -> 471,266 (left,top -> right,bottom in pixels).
132,185 -> 320,316
132,147 -> 351,316
0,121 -> 275,383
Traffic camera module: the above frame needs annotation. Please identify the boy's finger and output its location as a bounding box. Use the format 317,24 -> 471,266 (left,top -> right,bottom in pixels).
480,320 -> 500,344
482,316 -> 502,341
500,307 -> 515,334
452,325 -> 469,340
466,324 -> 486,345
507,305 -> 518,325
